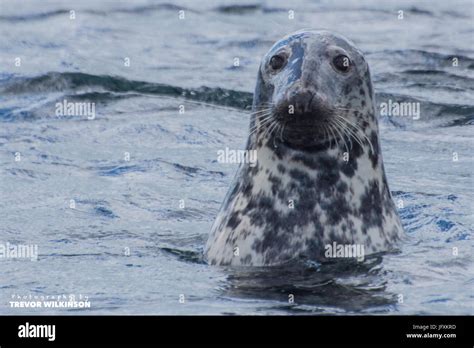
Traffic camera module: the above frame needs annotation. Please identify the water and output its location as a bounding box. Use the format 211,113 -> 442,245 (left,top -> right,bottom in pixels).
0,0 -> 473,315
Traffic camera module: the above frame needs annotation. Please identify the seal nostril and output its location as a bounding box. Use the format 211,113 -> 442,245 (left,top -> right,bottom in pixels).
292,89 -> 314,114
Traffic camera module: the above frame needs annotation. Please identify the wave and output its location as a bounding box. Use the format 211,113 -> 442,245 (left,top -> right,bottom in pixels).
0,4 -> 198,22
0,9 -> 70,22
1,72 -> 253,110
93,158 -> 224,178
0,3 -> 294,23
375,70 -> 474,89
376,92 -> 474,127
369,49 -> 474,70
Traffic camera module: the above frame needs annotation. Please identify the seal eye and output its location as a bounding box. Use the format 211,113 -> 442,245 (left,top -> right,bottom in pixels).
269,55 -> 285,71
332,54 -> 351,73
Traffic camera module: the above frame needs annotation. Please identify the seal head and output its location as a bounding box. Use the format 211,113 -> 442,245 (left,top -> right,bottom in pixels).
205,29 -> 404,266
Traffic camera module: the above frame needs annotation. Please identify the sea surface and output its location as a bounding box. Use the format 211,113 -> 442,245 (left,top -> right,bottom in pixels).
0,0 -> 473,314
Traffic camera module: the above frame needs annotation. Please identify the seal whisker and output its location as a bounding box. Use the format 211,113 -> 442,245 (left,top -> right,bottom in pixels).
339,123 -> 351,154
328,120 -> 343,151
325,125 -> 333,145
248,117 -> 275,138
250,114 -> 273,130
265,120 -> 280,140
252,104 -> 274,112
337,119 -> 354,150
144,94 -> 245,113
256,113 -> 274,122
248,113 -> 273,131
273,124 -> 282,148
334,116 -> 366,150
279,122 -> 285,142
326,122 -> 339,149
335,106 -> 359,113
250,112 -> 272,121
259,120 -> 274,139
324,123 -> 334,148
335,115 -> 375,154
332,124 -> 341,149
253,116 -> 276,135
271,122 -> 280,137
251,108 -> 273,116
251,111 -> 271,117
332,117 -> 354,150
261,119 -> 279,140
333,115 -> 364,144
249,112 -> 273,127
330,119 -> 350,154
321,124 -> 330,144
334,106 -> 373,151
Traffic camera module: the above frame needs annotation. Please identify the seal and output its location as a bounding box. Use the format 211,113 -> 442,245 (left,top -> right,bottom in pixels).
205,29 -> 404,266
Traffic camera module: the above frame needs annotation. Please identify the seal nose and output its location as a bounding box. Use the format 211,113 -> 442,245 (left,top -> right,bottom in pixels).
285,88 -> 317,115
293,89 -> 314,114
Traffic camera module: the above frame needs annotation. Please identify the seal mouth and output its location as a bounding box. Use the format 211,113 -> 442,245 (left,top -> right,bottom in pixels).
262,87 -> 340,149
279,121 -> 334,149
252,100 -> 363,152
271,107 -> 337,149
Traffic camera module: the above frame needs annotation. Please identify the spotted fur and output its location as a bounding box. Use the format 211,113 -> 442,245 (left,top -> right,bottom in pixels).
205,30 -> 404,266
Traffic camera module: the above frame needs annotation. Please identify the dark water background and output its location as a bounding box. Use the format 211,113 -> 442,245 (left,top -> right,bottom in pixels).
0,0 -> 473,314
